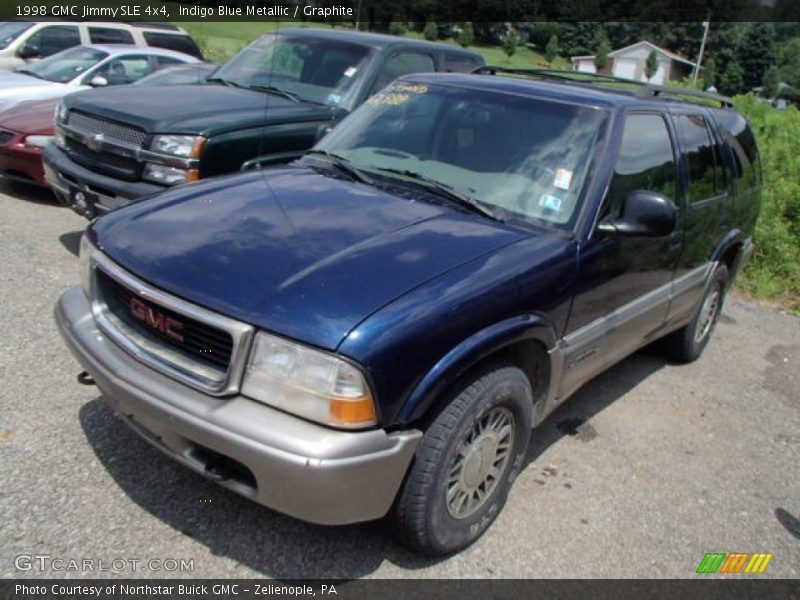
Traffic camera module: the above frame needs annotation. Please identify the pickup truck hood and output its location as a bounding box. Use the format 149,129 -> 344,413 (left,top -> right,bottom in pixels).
64,84 -> 338,134
91,167 -> 527,350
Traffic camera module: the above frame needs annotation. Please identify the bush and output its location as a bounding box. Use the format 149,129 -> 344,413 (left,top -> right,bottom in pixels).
502,30 -> 519,58
734,94 -> 800,312
545,35 -> 559,64
457,22 -> 474,48
423,21 -> 438,41
389,21 -> 407,36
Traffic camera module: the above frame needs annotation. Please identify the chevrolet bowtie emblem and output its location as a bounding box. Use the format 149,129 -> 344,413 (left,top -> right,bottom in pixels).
87,133 -> 104,152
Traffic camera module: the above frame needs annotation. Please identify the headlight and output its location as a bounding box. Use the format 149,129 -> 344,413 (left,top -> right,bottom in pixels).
150,134 -> 205,158
24,135 -> 53,149
55,101 -> 68,124
241,331 -> 377,429
79,234 -> 94,296
143,163 -> 198,185
54,129 -> 66,149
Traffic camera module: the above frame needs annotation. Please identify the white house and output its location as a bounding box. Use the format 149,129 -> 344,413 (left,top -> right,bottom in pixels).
570,40 -> 697,85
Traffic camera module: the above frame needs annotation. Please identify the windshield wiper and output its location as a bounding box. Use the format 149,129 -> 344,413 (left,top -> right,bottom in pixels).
247,84 -> 300,103
207,76 -> 246,88
16,68 -> 44,80
375,168 -> 501,221
305,150 -> 374,185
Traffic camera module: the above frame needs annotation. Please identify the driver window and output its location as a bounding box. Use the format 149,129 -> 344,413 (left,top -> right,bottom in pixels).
605,113 -> 677,219
91,56 -> 153,85
25,25 -> 80,57
371,52 -> 435,95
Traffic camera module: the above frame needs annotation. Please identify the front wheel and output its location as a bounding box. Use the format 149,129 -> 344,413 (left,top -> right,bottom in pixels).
392,364 -> 533,555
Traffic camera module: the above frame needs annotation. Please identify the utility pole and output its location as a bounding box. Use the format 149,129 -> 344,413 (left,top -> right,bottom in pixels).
692,13 -> 711,86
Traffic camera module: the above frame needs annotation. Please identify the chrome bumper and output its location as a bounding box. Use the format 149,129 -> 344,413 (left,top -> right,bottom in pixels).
55,286 -> 421,525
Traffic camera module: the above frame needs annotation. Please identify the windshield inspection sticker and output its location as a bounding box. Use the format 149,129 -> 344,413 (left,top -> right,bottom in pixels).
554,168 -> 574,190
344,66 -> 358,78
539,193 -> 562,212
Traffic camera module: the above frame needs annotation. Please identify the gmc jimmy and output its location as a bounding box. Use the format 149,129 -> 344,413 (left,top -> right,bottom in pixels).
55,69 -> 760,555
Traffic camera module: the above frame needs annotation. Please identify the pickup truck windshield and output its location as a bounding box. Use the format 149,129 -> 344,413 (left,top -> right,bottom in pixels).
316,82 -> 608,229
211,34 -> 373,107
17,46 -> 108,83
0,22 -> 33,50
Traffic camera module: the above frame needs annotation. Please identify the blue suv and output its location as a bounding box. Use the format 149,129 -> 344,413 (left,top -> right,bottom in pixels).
55,69 -> 761,554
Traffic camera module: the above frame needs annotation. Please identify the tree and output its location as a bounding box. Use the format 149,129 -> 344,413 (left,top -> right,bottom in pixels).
645,50 -> 659,81
720,61 -> 745,95
737,22 -> 776,90
423,21 -> 438,41
703,57 -> 717,90
545,34 -> 559,64
502,29 -> 520,59
777,37 -> 800,88
594,38 -> 611,71
763,65 -> 780,98
457,22 -> 474,48
389,20 -> 407,36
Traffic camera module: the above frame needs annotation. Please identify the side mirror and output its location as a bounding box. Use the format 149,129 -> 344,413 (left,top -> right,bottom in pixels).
88,75 -> 108,87
597,190 -> 677,238
17,44 -> 41,60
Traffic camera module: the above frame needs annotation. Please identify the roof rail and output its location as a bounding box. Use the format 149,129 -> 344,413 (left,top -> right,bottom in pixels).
635,84 -> 734,108
473,66 -> 734,109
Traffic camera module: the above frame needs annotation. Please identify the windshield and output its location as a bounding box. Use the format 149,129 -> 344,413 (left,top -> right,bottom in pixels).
212,34 -> 373,107
315,82 -> 609,229
0,22 -> 33,50
17,46 -> 108,83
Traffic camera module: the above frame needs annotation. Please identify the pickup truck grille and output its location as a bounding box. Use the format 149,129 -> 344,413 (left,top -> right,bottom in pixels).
68,111 -> 147,147
96,269 -> 234,371
65,138 -> 140,181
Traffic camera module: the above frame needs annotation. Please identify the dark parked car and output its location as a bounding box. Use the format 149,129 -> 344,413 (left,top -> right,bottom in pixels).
55,70 -> 760,555
42,28 -> 484,218
0,63 -> 215,189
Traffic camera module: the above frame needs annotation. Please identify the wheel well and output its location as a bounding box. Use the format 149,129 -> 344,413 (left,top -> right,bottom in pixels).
719,244 -> 740,274
410,338 -> 551,430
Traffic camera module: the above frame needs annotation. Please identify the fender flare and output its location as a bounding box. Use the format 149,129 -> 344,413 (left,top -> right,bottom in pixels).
398,314 -> 558,425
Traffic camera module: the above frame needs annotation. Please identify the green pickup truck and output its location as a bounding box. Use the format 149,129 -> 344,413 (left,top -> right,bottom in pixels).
43,27 -> 484,218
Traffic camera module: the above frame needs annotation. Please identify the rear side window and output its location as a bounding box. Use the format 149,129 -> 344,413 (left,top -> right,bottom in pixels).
26,25 -> 80,57
89,27 -> 135,45
675,114 -> 724,202
607,113 -> 677,215
143,32 -> 202,59
717,112 -> 761,191
443,53 -> 481,73
372,51 -> 435,93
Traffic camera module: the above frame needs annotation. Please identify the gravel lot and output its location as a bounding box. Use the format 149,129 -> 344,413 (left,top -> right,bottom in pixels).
1,183 -> 798,579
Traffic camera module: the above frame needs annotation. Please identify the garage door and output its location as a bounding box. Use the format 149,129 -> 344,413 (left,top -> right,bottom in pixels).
614,58 -> 637,80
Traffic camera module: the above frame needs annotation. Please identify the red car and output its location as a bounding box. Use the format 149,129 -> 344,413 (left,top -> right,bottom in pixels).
0,63 -> 215,189
0,98 -> 56,187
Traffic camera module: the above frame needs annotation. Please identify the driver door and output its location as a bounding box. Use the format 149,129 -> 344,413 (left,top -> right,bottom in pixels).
558,111 -> 682,397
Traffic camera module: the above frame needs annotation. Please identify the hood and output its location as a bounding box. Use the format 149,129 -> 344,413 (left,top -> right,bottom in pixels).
0,74 -> 74,112
91,167 -> 527,351
0,98 -> 57,134
64,83 -> 337,134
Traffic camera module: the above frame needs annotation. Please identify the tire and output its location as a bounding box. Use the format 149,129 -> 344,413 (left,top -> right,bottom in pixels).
662,264 -> 729,363
392,364 -> 533,555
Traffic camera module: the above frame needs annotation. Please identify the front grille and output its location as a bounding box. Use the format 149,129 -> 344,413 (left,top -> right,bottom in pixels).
96,269 -> 233,371
65,137 -> 139,181
68,111 -> 147,147
0,131 -> 13,145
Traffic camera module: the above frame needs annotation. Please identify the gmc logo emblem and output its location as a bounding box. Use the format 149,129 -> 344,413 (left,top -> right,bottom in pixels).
129,297 -> 185,342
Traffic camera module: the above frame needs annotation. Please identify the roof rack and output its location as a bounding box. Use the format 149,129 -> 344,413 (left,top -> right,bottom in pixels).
473,66 -> 734,109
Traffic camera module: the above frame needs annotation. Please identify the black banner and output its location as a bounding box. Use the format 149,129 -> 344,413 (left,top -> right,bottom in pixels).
2,580 -> 800,600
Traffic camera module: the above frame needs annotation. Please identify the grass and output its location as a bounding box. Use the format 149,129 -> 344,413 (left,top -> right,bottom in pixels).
178,22 -> 571,69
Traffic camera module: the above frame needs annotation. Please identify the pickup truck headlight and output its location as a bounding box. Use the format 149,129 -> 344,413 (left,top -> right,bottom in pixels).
143,163 -> 198,185
79,234 -> 94,296
55,100 -> 68,124
150,134 -> 205,158
242,331 -> 377,429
